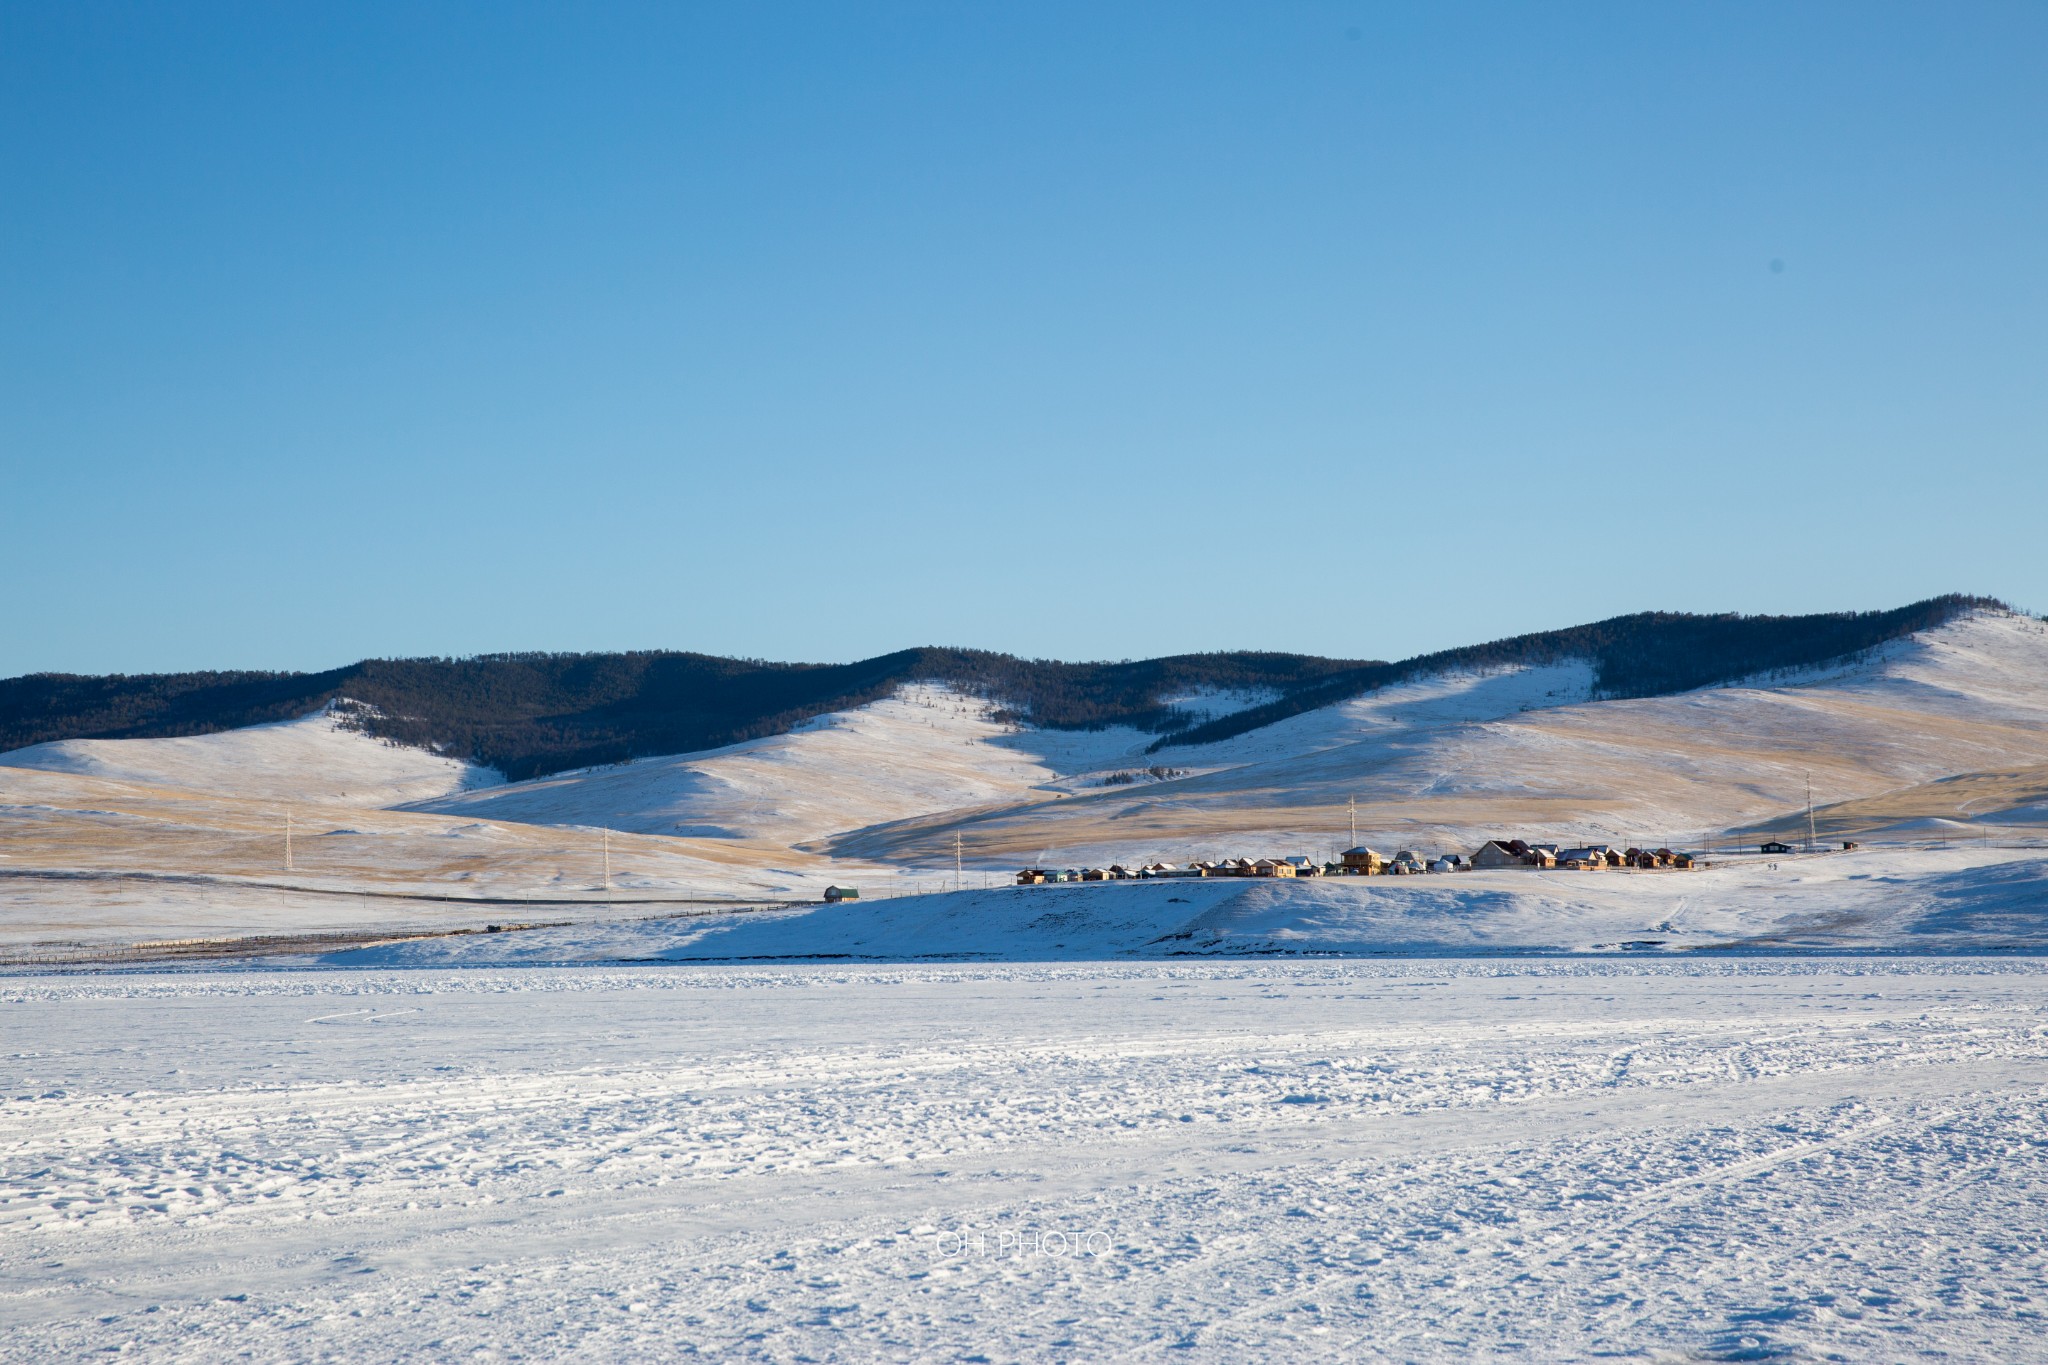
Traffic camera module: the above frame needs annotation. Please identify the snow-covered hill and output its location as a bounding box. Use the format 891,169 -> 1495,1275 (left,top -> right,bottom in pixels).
406,665 -> 1599,850
405,684 -> 1115,845
0,701 -> 498,807
11,611 -> 2046,900
830,608 -> 2048,866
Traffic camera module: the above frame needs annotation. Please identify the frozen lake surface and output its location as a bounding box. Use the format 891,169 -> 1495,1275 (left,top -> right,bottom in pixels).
4,959 -> 2047,1360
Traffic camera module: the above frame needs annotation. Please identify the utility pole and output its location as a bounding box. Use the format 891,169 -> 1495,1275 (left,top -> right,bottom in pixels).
1806,773 -> 1817,854
285,810 -> 293,872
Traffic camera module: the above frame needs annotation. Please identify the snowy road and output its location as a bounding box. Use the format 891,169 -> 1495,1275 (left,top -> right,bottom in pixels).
4,961 -> 2048,1360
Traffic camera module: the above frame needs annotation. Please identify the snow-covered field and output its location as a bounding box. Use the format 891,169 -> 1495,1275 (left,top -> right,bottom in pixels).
4,959 -> 2046,1360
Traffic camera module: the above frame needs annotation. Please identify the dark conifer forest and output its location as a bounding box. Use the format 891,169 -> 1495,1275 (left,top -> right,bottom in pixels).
0,595 -> 2001,780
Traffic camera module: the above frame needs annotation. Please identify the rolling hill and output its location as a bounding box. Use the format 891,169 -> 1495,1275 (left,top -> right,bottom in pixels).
4,596 -> 2045,953
0,595 -> 1996,779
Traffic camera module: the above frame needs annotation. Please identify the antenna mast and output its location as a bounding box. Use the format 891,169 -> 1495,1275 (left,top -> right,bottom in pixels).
954,832 -> 963,892
602,827 -> 611,892
285,810 -> 293,872
1348,794 -> 1357,848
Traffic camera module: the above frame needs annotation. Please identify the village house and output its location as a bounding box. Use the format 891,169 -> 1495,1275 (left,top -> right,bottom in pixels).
1472,840 -> 1525,870
1760,840 -> 1795,855
1016,869 -> 1048,885
1388,850 -> 1426,875
1340,846 -> 1386,874
1252,858 -> 1298,878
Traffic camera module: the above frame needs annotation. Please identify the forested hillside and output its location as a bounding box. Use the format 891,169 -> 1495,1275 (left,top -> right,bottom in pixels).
0,595 -> 2002,780
0,649 -> 1371,781
1149,594 -> 2003,751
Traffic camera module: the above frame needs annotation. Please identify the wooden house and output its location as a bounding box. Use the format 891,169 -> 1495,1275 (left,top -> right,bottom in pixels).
1471,841 -> 1524,870
1340,846 -> 1386,874
1252,858 -> 1297,878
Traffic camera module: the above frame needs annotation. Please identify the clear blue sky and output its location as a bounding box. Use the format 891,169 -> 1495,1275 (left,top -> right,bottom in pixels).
4,2 -> 2043,676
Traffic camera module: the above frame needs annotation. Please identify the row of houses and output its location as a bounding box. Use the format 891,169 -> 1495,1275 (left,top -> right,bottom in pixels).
1016,840 -> 1705,886
1460,840 -> 1699,870
1017,849 -> 1469,885
1007,859 -> 1327,892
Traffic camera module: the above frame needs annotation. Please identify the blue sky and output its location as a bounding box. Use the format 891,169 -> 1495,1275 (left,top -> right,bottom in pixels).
4,2 -> 2043,676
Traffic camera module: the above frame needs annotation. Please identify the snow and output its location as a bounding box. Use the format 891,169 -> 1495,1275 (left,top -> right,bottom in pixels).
5,958 -> 2047,1360
10,621 -> 2048,1356
0,701 -> 498,808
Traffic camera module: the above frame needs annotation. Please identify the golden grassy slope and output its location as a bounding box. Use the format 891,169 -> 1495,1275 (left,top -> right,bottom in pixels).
1740,763 -> 2048,843
0,767 -> 861,947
